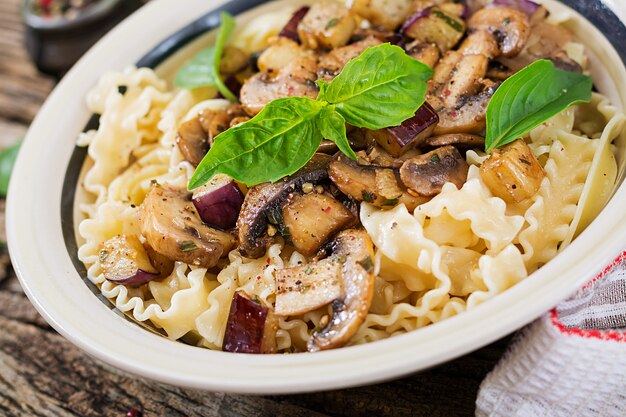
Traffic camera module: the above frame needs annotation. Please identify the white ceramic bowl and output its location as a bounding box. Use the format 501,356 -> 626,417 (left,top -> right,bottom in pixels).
8,0 -> 626,394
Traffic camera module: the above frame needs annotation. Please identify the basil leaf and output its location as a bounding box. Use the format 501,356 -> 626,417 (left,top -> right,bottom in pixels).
189,97 -> 324,188
485,59 -> 592,151
0,142 -> 20,197
174,12 -> 237,101
317,106 -> 357,160
318,44 -> 433,130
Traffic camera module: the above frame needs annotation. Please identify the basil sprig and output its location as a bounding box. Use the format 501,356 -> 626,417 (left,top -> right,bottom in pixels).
174,12 -> 237,101
485,59 -> 592,152
189,44 -> 433,189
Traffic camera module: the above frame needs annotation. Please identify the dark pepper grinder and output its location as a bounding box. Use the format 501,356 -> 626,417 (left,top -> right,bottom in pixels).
21,0 -> 145,79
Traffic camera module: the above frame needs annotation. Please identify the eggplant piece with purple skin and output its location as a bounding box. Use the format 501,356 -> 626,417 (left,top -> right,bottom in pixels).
192,174 -> 244,230
366,102 -> 439,157
278,6 -> 310,43
99,235 -> 160,287
222,292 -> 277,354
402,7 -> 466,52
491,0 -> 540,16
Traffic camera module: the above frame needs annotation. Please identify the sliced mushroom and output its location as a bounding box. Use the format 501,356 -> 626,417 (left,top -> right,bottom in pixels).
468,7 -> 530,57
275,229 -> 375,352
405,41 -> 441,68
237,154 -> 332,258
433,80 -> 500,135
328,154 -> 429,211
308,229 -> 375,351
438,54 -> 488,108
400,145 -> 469,196
297,2 -> 356,50
176,105 -> 247,166
282,192 -> 356,256
317,36 -> 382,81
457,30 -> 500,59
239,54 -> 319,116
139,185 -> 235,268
422,133 -> 486,149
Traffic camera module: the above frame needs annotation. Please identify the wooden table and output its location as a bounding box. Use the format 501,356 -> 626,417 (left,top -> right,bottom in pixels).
0,0 -> 511,415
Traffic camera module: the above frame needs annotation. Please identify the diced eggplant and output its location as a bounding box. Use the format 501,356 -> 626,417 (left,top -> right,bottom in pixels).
256,37 -> 307,77
317,36 -> 382,81
176,117 -> 209,167
144,244 -> 175,278
403,7 -> 466,52
139,185 -> 235,268
282,192 -> 355,256
457,30 -> 500,59
279,6 -> 310,43
219,46 -> 249,75
422,133 -> 486,149
328,154 -> 429,211
192,174 -> 244,230
237,154 -> 332,258
400,145 -> 469,196
468,6 -> 530,57
297,2 -> 356,50
492,0 -> 540,16
366,102 -> 439,157
439,54 -> 488,108
405,41 -> 441,68
350,0 -> 414,30
99,235 -> 159,287
240,55 -> 318,116
222,292 -> 277,354
479,139 -> 545,203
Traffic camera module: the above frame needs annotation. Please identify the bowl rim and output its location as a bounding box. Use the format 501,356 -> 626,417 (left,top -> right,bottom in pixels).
7,0 -> 626,394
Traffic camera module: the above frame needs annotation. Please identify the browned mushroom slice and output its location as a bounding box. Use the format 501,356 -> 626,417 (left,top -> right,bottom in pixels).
237,154 -> 332,259
297,2 -> 356,50
328,154 -> 429,211
176,117 -> 209,167
480,139 -> 545,203
282,192 -> 356,256
405,41 -> 441,68
468,7 -> 530,57
139,185 -> 235,268
433,81 -> 500,135
457,30 -> 500,59
307,229 -> 375,352
366,102 -> 439,157
422,133 -> 486,149
400,146 -> 469,196
403,7 -> 466,53
439,54 -> 488,108
222,291 -> 277,354
317,36 -> 382,81
240,55 -> 319,116
198,105 -> 248,143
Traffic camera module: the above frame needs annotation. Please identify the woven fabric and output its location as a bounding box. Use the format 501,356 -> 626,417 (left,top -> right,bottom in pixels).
475,251 -> 626,417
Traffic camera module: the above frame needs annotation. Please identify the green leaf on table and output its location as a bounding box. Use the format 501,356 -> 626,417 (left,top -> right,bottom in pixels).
189,97 -> 325,189
318,44 -> 433,130
485,59 -> 592,152
316,106 -> 357,160
174,12 -> 237,101
0,142 -> 21,197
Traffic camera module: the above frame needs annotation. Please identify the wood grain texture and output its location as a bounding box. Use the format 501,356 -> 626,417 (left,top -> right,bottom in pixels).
0,0 -> 511,415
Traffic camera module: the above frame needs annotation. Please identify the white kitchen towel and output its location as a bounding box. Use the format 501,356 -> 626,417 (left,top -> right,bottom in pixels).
475,251 -> 626,417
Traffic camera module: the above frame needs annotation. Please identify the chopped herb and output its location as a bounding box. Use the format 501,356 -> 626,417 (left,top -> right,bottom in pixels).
178,240 -> 198,252
362,190 -> 376,203
431,9 -> 464,33
382,198 -> 400,206
99,249 -> 109,263
305,267 -> 313,275
325,18 -> 339,30
503,17 -> 511,25
519,157 -> 532,165
431,154 -> 441,163
359,256 -> 374,272
337,254 -> 347,263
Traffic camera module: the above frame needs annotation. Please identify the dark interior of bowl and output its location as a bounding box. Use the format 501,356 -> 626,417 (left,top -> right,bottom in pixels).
60,0 -> 626,339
